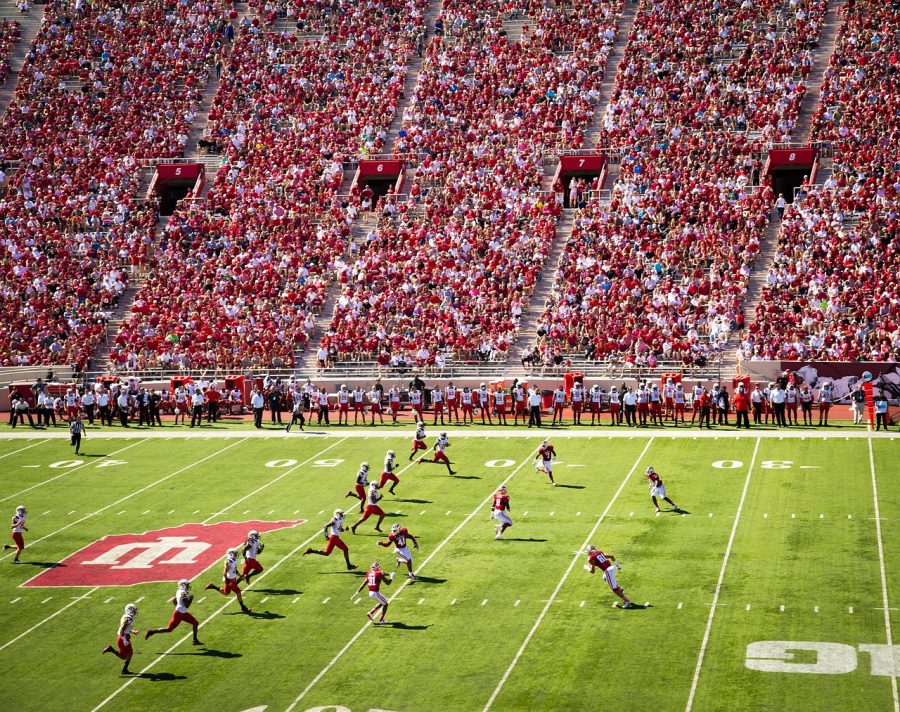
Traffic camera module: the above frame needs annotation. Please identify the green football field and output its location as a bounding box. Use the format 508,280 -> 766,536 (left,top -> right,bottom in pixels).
0,429 -> 897,712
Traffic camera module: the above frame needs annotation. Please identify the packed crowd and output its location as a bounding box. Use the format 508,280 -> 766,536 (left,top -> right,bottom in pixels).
108,0 -> 428,370
536,137 -> 771,367
318,0 -> 625,365
598,0 -> 828,146
744,0 -> 900,362
0,0 -> 233,369
0,19 -> 19,86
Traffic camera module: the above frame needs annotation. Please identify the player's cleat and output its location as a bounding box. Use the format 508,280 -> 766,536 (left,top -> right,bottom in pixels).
350,526 -> 357,535
374,527 -> 383,532
192,639 -> 203,645
102,645 -> 114,654
374,620 -> 389,625
302,548 -> 312,556
622,601 -> 635,609
145,630 -> 154,640
12,559 -> 20,563
241,605 -> 252,613
367,611 -> 375,622
552,482 -> 557,487
495,534 -> 503,540
347,564 -> 358,570
204,583 -> 216,591
408,573 -> 418,579
449,470 -> 457,475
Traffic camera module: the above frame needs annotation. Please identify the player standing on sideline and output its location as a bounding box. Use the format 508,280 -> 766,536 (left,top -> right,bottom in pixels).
460,386 -> 474,424
303,510 -> 357,570
3,505 -> 27,562
673,382 -> 687,425
346,462 -> 371,512
644,466 -> 678,512
378,523 -> 419,579
446,382 -> 459,423
409,421 -> 427,462
491,485 -> 513,539
337,384 -> 350,426
240,530 -> 265,585
204,548 -> 251,613
69,415 -> 86,455
609,386 -> 622,425
409,385 -> 424,422
145,580 -> 203,645
785,384 -> 799,426
637,383 -> 650,426
477,383 -> 493,425
690,383 -> 705,425
513,382 -> 527,426
571,382 -> 584,425
102,603 -> 139,674
551,384 -> 566,425
351,482 -> 386,534
818,381 -> 833,426
799,384 -> 814,426
649,385 -> 664,426
589,384 -> 603,425
368,386 -> 384,425
535,439 -> 558,486
352,385 -> 366,425
663,378 -> 676,420
418,432 -> 456,474
493,385 -> 508,425
389,386 -> 401,424
381,449 -> 401,494
355,562 -> 393,625
431,384 -> 445,425
584,545 -> 634,608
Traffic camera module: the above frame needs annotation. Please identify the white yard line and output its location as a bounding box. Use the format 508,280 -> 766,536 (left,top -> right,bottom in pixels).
0,439 -> 149,504
868,437 -> 900,712
0,438 -> 51,461
482,438 -> 654,711
1,439 -> 247,563
0,587 -> 99,653
284,447 -> 542,712
684,437 -> 761,712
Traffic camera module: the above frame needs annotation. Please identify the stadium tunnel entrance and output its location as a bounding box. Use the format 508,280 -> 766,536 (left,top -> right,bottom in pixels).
765,147 -> 819,204
353,159 -> 406,212
149,163 -> 206,215
554,153 -> 609,208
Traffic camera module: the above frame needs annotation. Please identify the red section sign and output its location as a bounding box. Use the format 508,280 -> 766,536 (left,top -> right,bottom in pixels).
156,163 -> 204,181
558,153 -> 607,175
357,159 -> 404,179
766,148 -> 817,171
22,520 -> 305,588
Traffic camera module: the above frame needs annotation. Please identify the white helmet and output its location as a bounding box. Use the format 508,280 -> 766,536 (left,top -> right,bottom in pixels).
15,505 -> 25,515
387,450 -> 395,457
480,382 -> 486,387
370,482 -> 380,489
541,439 -> 548,446
124,603 -> 138,617
498,485 -> 507,492
645,466 -> 655,474
667,377 -> 674,384
341,384 -> 347,390
226,548 -> 238,559
592,384 -> 600,390
391,523 -> 401,533
440,431 -> 447,438
361,462 -> 369,470
417,421 -> 424,427
248,530 -> 260,540
178,579 -> 191,591
334,508 -> 344,517
371,561 -> 381,570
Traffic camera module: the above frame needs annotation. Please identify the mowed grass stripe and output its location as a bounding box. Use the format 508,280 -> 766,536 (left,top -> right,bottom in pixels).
0,438 -> 51,461
686,438 -> 892,711
294,439 -> 650,712
875,439 -> 900,712
483,438 -> 762,712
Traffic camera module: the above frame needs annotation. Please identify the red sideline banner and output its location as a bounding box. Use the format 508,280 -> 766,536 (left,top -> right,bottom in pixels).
766,148 -> 817,171
156,163 -> 204,181
357,159 -> 404,179
559,154 -> 606,175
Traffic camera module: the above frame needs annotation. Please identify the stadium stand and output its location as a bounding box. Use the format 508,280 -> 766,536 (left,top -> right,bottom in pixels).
743,0 -> 900,362
0,18 -> 18,85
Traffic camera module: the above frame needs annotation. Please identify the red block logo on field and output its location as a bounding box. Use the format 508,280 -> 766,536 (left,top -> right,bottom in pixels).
21,520 -> 305,588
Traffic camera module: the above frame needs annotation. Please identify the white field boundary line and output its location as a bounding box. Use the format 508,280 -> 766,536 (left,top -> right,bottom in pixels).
2,439 -> 349,655
284,446 -> 543,712
0,439 -> 149,505
91,442 -> 438,711
0,438 -> 51,461
685,437 -> 761,712
0,439 -> 247,564
868,437 -> 900,712
482,438 -> 654,711
0,429 -> 891,441
0,587 -> 99,653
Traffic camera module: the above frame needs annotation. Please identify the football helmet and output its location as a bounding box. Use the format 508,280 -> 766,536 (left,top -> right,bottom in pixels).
541,439 -> 548,446
645,466 -> 655,474
440,431 -> 447,438
340,384 -> 347,390
498,485 -> 507,492
124,603 -> 138,617
371,562 -> 381,570
248,530 -> 260,541
370,482 -> 380,489
417,421 -> 424,427
586,545 -> 597,553
360,462 -> 369,470
334,509 -> 344,517
178,579 -> 191,591
15,505 -> 25,515
226,548 -> 238,559
387,450 -> 395,457
391,523 -> 401,534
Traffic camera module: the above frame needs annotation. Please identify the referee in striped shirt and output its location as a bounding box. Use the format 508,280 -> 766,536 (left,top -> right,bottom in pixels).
69,416 -> 86,455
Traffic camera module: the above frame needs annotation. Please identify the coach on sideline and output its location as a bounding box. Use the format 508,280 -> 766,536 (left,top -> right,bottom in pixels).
528,388 -> 542,428
251,388 -> 265,429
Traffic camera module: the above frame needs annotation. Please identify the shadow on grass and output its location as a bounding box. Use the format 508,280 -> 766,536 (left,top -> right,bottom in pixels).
407,576 -> 446,585
132,671 -> 188,681
381,622 -> 432,631
250,588 -> 301,596
555,484 -> 585,489
616,602 -> 651,610
245,610 -> 285,620
448,474 -> 481,480
166,649 -> 242,658
671,507 -> 691,515
395,499 -> 432,504
13,561 -> 59,568
499,538 -> 548,543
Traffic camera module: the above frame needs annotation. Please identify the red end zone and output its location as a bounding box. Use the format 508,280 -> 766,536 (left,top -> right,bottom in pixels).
21,520 -> 305,588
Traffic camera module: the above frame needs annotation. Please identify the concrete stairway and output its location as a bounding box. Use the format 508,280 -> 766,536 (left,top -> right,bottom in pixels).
0,0 -> 44,117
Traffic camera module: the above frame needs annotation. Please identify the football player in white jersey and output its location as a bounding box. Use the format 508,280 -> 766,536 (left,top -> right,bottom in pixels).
102,603 -> 140,674
417,431 -> 457,474
3,505 -> 27,562
303,510 -> 357,570
240,530 -> 265,585
204,548 -> 251,612
145,580 -> 203,645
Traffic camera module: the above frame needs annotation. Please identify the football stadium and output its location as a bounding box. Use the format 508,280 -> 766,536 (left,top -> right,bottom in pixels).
0,0 -> 898,710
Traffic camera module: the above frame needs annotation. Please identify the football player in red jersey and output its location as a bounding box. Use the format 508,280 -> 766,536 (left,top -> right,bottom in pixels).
346,462 -> 371,513
239,530 -> 265,585
417,431 -> 456,475
535,440 -> 557,486
204,548 -> 251,612
3,505 -> 27,562
303,509 -> 357,570
378,523 -> 419,578
490,485 -> 513,539
355,561 -> 393,624
585,545 -> 634,608
102,603 -> 139,674
145,580 -> 203,645
351,482 -> 386,534
644,466 -> 678,513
